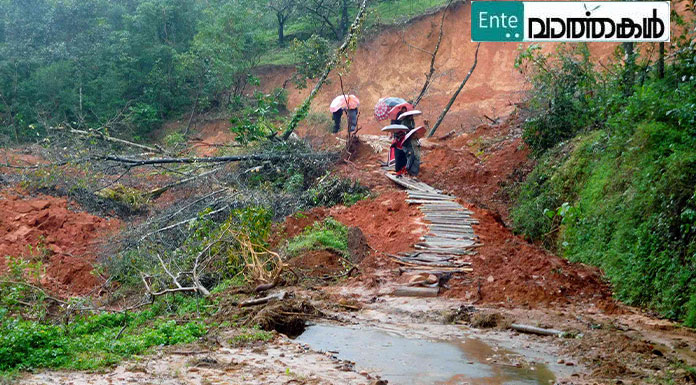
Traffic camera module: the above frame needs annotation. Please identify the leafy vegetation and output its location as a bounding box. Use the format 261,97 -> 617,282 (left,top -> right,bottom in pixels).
0,0 -> 450,143
0,295 -> 208,375
286,217 -> 349,257
512,27 -> 696,325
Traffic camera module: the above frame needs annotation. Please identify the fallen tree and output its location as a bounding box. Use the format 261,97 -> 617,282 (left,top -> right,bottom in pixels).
281,0 -> 368,140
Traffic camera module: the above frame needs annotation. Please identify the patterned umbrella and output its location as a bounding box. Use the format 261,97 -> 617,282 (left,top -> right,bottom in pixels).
330,94 -> 360,112
374,97 -> 407,121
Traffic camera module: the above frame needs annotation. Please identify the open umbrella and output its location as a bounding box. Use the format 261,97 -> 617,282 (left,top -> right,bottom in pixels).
330,94 -> 360,112
388,102 -> 414,121
374,97 -> 408,121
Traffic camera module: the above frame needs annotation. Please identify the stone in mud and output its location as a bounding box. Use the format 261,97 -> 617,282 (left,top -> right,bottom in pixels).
347,226 -> 369,263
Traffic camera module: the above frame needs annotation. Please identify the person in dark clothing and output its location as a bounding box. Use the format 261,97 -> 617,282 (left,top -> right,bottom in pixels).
347,108 -> 358,132
403,134 -> 420,176
392,130 -> 408,175
332,109 -> 343,133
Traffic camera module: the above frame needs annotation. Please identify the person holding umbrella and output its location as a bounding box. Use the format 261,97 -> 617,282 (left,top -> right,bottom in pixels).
330,94 -> 360,133
376,97 -> 424,176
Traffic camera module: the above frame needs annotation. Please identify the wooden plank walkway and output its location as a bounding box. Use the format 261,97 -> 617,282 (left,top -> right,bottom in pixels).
384,172 -> 480,274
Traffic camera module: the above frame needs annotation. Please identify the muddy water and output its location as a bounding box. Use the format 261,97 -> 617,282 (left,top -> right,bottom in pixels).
296,324 -> 555,385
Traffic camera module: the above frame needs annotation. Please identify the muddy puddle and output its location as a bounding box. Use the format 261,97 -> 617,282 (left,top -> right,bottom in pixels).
296,324 -> 555,385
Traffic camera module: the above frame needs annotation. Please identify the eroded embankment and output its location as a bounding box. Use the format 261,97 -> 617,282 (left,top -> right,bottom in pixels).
0,192 -> 119,297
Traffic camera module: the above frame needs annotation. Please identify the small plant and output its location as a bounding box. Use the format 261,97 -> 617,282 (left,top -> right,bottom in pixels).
96,184 -> 148,211
229,326 -> 274,345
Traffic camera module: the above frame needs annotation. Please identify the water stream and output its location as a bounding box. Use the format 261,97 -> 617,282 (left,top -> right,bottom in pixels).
295,324 -> 555,385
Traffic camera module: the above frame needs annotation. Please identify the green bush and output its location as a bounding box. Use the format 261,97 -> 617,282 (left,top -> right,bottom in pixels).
515,44 -> 601,155
511,41 -> 696,325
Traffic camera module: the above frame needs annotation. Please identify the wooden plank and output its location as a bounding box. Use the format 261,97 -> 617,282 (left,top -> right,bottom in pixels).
408,195 -> 454,201
385,173 -> 431,192
397,259 -> 463,267
414,245 -> 469,254
410,248 -> 476,256
426,220 -> 480,226
407,200 -> 461,206
419,207 -> 471,213
422,238 -> 477,245
418,242 -> 479,249
424,217 -> 474,222
401,253 -> 454,261
392,286 -> 439,297
425,233 -> 476,241
428,229 -> 475,236
407,192 -> 455,198
399,267 -> 473,274
429,225 -> 475,232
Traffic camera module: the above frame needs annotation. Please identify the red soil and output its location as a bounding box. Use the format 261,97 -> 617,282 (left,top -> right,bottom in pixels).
445,203 -> 614,309
287,249 -> 344,277
419,119 -> 531,221
274,191 -> 425,256
255,1 -> 620,139
329,191 -> 426,255
0,192 -> 120,297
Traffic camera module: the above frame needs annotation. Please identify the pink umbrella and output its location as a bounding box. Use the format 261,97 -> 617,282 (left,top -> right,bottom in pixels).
330,94 -> 360,112
374,97 -> 407,121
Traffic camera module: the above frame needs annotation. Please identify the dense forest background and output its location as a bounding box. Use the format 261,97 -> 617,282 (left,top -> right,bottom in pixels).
0,0 -> 444,142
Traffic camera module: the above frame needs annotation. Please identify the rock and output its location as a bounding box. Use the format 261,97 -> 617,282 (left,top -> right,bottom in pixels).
487,275 -> 494,283
347,226 -> 369,263
564,361 -> 575,366
557,359 -> 565,364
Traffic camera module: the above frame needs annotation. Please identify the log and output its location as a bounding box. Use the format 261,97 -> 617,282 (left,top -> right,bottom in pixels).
510,323 -> 563,337
239,291 -> 287,307
399,267 -> 472,274
392,286 -> 439,297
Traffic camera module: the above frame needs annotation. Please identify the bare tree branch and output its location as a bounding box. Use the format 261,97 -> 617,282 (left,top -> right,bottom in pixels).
58,126 -> 166,154
427,43 -> 480,138
412,0 -> 454,107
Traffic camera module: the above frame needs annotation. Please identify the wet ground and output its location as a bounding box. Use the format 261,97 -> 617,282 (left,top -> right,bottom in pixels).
296,323 -> 555,385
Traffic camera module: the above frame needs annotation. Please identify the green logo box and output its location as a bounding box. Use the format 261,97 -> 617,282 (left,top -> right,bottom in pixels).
471,1 -> 524,42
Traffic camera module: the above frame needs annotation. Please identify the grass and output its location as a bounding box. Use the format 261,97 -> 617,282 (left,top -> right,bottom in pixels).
367,0 -> 450,27
286,217 -> 348,257
229,326 -> 274,345
258,0 -> 451,67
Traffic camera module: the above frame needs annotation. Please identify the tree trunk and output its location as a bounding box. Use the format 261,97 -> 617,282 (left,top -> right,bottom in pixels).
622,42 -> 636,96
657,42 -> 664,79
340,0 -> 349,40
277,17 -> 285,46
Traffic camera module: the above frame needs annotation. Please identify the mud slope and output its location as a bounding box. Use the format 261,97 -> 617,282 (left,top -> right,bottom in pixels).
258,1 -> 619,136
0,193 -> 119,297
